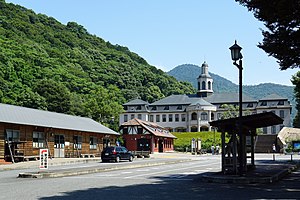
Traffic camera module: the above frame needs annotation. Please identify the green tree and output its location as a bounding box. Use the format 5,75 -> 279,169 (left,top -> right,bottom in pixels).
220,104 -> 239,119
34,79 -> 71,113
235,0 -> 300,70
292,72 -> 300,127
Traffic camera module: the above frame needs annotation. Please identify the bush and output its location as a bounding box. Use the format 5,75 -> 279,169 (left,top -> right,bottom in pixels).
172,131 -> 225,152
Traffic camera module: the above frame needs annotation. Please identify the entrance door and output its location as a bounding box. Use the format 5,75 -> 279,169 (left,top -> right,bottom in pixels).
54,135 -> 65,158
158,139 -> 164,153
137,138 -> 150,151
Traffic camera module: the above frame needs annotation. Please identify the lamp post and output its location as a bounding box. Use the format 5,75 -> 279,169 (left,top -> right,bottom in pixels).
229,40 -> 245,175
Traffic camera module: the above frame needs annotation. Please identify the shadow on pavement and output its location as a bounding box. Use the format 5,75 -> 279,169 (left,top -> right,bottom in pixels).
38,169 -> 300,200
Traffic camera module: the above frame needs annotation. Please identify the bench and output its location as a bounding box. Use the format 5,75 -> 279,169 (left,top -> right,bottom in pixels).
80,154 -> 96,158
130,151 -> 150,158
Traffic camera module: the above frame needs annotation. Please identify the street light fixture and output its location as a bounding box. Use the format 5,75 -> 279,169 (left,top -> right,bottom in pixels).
229,40 -> 245,175
229,40 -> 243,63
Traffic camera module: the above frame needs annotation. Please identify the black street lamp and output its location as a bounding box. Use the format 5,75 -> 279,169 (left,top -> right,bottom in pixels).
229,40 -> 245,175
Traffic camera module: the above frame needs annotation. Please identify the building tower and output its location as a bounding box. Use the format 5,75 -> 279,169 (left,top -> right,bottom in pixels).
197,61 -> 213,97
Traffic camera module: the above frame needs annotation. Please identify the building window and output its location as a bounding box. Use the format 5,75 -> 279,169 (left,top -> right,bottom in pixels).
131,114 -> 135,119
164,106 -> 169,110
162,114 -> 166,122
73,135 -> 82,150
123,127 -> 128,134
151,106 -> 157,110
217,113 -> 222,119
181,114 -> 186,121
191,112 -> 197,120
150,115 -> 154,122
263,127 -> 268,134
198,82 -> 200,90
136,105 -> 141,110
260,101 -> 267,106
279,110 -> 284,118
138,127 -> 143,134
169,114 -> 173,122
90,137 -> 97,149
211,113 -> 215,121
156,115 -> 160,122
5,129 -> 20,142
124,115 -> 128,122
138,114 -> 142,119
208,81 -> 211,90
201,112 -> 208,120
175,114 -> 179,122
202,81 -> 206,90
124,106 -> 128,110
247,103 -> 253,107
33,132 -> 45,148
271,126 -> 276,134
177,105 -> 182,110
278,101 -> 284,105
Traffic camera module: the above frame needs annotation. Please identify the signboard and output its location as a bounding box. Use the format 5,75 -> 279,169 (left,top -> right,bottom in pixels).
39,149 -> 49,169
191,138 -> 195,148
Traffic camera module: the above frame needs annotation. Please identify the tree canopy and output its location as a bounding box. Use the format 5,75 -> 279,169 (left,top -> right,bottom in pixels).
0,1 -> 195,130
236,0 -> 300,70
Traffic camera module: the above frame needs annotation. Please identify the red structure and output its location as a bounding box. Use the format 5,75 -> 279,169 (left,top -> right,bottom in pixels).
120,118 -> 176,153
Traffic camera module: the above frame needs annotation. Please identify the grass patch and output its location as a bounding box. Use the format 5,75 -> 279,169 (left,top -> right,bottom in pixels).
172,131 -> 223,152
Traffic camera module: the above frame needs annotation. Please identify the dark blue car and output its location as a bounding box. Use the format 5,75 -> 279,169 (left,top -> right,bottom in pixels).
101,146 -> 134,163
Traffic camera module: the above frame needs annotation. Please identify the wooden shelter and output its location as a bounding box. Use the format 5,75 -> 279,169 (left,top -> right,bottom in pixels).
0,103 -> 119,162
120,118 -> 176,153
210,112 -> 283,175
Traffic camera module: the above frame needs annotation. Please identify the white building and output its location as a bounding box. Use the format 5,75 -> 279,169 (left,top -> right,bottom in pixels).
119,62 -> 292,134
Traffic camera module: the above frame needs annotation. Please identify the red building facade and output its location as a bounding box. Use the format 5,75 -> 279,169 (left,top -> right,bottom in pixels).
120,118 -> 176,153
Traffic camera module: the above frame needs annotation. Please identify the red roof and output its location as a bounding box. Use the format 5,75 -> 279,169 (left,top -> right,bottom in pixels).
120,118 -> 177,139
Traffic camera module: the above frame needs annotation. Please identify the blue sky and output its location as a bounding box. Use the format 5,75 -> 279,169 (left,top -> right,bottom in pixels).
6,0 -> 298,86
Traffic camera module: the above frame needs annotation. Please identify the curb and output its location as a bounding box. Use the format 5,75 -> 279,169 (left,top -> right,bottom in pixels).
18,159 -> 190,178
201,164 -> 299,184
0,158 -> 102,171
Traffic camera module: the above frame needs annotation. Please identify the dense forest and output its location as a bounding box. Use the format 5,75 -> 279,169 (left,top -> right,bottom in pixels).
0,1 -> 195,130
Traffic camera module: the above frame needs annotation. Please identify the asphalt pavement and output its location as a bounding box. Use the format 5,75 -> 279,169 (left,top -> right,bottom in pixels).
1,152 -> 299,184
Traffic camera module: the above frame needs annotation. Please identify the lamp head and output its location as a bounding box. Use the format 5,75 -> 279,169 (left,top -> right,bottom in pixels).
229,40 -> 243,61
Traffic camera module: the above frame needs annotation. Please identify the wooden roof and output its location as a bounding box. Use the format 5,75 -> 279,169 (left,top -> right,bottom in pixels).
209,112 -> 283,134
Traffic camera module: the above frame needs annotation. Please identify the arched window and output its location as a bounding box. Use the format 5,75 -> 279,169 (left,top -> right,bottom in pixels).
191,112 -> 197,120
201,112 -> 208,120
198,82 -> 200,90
211,113 -> 215,121
202,81 -> 206,90
208,81 -> 211,90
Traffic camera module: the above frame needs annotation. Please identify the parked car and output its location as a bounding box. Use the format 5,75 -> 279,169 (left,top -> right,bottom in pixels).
101,146 -> 134,162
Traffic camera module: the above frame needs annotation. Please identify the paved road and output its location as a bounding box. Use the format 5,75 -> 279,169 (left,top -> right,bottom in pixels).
0,153 -> 299,200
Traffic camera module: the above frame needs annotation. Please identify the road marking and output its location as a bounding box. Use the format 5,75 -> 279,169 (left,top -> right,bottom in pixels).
121,171 -> 133,174
124,162 -> 219,179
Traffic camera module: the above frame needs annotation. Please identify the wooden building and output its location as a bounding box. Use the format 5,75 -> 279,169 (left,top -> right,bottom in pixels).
0,103 -> 119,162
119,118 -> 176,153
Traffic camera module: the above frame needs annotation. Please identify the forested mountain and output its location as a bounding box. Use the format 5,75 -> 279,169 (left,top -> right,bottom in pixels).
0,1 -> 195,129
168,64 -> 296,117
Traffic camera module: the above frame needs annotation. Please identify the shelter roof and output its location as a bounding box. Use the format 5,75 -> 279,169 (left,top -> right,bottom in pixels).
0,103 -> 119,135
209,112 -> 283,134
120,118 -> 176,139
277,127 -> 300,145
